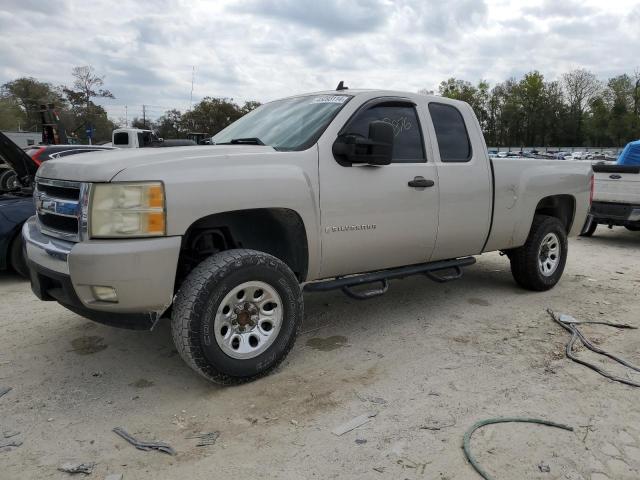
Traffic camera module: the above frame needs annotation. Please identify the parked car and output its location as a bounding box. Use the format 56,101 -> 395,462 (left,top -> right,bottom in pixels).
23,88 -> 593,384
0,135 -> 115,277
24,144 -> 116,164
0,132 -> 38,277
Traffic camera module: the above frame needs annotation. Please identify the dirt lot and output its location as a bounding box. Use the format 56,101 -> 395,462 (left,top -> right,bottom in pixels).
1,227 -> 639,479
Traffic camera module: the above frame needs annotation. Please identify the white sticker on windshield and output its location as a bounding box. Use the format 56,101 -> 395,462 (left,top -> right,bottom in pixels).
310,95 -> 349,104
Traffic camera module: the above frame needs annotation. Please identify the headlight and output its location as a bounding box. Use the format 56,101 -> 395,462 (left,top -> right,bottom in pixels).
90,182 -> 166,238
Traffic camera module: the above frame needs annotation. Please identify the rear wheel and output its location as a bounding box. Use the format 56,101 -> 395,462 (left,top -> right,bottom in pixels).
508,215 -> 568,291
9,232 -> 28,278
171,249 -> 303,385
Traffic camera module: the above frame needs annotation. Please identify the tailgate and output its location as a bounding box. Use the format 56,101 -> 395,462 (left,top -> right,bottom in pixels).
593,171 -> 640,204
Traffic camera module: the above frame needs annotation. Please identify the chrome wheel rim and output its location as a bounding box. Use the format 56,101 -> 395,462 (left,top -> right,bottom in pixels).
213,281 -> 283,360
538,233 -> 561,277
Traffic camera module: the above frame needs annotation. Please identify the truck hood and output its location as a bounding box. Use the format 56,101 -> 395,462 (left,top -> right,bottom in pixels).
36,145 -> 280,182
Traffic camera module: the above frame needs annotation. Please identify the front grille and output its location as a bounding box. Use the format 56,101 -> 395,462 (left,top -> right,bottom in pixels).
37,183 -> 80,200
39,212 -> 79,234
35,178 -> 85,241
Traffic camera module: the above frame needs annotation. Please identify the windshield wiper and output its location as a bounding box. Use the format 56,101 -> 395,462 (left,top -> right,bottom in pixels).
226,137 -> 265,145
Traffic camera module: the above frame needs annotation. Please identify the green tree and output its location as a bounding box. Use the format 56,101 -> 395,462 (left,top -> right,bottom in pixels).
1,77 -> 65,130
154,109 -> 184,138
0,97 -> 25,130
562,69 -> 601,144
181,97 -> 259,135
517,71 -> 545,146
62,66 -> 115,142
240,101 -> 261,115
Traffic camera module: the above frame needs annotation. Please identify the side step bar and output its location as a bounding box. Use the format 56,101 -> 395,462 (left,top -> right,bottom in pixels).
304,256 -> 476,300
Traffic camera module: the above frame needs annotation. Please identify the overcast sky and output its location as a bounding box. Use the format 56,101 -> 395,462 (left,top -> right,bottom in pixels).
1,0 -> 638,120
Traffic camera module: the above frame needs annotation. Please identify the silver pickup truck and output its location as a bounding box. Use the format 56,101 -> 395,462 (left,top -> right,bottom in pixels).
23,88 -> 592,384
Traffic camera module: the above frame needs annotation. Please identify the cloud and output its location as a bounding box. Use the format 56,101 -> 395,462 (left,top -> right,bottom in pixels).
0,0 -> 638,121
523,0 -> 596,18
234,0 -> 389,34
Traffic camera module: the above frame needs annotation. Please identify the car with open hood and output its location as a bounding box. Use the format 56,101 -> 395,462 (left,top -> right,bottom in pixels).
0,131 -> 38,276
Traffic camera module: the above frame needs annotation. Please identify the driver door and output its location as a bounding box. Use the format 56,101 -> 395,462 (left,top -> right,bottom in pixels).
318,98 -> 439,278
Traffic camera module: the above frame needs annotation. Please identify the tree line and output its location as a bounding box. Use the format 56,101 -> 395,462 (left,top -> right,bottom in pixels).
1,66 -> 117,143
0,67 -> 260,144
130,99 -> 261,141
432,69 -> 640,147
2,66 -> 639,146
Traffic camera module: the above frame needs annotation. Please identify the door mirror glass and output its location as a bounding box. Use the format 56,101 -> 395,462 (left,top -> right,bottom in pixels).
332,120 -> 393,166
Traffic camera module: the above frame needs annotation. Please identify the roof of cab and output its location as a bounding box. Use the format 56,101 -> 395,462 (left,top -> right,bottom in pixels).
277,88 -> 451,105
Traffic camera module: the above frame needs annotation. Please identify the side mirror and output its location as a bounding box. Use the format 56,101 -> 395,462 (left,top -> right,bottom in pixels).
333,120 -> 393,166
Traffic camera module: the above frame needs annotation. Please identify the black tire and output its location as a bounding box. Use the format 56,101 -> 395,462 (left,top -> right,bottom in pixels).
508,215 -> 568,291
0,170 -> 17,191
625,225 -> 640,232
9,232 -> 28,278
579,215 -> 597,237
171,249 -> 303,385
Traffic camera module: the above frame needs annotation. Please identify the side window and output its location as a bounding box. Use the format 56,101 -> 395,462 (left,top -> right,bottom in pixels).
346,103 -> 425,163
428,103 -> 472,162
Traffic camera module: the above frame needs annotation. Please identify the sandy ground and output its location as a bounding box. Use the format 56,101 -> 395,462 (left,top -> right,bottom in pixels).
1,227 -> 639,480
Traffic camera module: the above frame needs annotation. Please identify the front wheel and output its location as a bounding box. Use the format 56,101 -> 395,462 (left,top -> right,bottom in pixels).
0,170 -> 17,192
9,232 -> 28,278
171,249 -> 303,385
508,215 -> 568,291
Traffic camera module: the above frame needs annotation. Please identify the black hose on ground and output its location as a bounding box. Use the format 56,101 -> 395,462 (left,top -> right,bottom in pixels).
547,309 -> 640,387
462,417 -> 574,480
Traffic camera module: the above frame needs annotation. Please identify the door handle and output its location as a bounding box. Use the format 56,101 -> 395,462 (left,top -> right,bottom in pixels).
408,176 -> 435,188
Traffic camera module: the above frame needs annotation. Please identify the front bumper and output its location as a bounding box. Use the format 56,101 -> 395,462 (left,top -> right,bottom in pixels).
23,217 -> 181,327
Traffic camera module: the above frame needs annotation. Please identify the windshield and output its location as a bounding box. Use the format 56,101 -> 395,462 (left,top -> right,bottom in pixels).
211,94 -> 352,151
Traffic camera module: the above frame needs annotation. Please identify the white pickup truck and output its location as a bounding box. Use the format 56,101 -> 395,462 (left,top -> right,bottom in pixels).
23,88 -> 592,384
112,128 -> 196,148
581,161 -> 640,235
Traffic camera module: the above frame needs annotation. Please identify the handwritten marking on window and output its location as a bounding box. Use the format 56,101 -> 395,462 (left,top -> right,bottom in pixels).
382,116 -> 412,137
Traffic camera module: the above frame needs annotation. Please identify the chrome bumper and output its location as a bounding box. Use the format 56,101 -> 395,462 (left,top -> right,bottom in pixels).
23,216 -> 182,315
22,217 -> 73,275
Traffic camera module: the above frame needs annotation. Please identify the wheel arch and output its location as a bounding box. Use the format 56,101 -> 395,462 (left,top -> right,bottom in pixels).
176,208 -> 309,287
534,194 -> 576,233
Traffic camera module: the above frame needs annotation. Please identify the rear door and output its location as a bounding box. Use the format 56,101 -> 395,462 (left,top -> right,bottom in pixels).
424,101 -> 493,260
318,97 -> 440,278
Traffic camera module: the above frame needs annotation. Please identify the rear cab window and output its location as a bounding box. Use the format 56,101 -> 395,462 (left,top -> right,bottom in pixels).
113,132 -> 129,146
428,103 -> 472,162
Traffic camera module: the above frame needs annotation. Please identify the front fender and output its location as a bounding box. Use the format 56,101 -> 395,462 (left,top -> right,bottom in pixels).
112,148 -> 321,279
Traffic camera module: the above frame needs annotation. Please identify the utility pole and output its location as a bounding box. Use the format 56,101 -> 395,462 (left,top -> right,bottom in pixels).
142,105 -> 146,129
190,66 -> 195,110
125,105 -> 128,127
